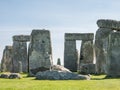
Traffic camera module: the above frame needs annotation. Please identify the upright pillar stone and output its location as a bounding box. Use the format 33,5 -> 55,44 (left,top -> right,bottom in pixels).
79,38 -> 94,74
29,30 -> 53,76
95,27 -> 112,74
12,35 -> 30,73
106,32 -> 120,77
80,40 -> 93,64
1,46 -> 13,72
96,19 -> 120,77
64,40 -> 77,71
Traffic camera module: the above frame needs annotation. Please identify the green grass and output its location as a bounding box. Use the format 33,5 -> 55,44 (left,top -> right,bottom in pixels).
0,74 -> 120,90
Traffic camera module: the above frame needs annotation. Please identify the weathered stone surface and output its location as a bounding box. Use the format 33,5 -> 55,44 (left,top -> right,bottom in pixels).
97,19 -> 120,30
105,32 -> 120,77
51,65 -> 71,72
78,40 -> 94,73
18,61 -> 22,73
65,33 -> 94,40
0,73 -> 10,78
0,73 -> 22,79
64,33 -> 94,72
80,64 -> 96,74
13,35 -> 30,42
9,73 -> 22,79
1,46 -> 13,72
80,40 -> 93,64
29,67 -> 49,76
57,58 -> 61,65
12,35 -> 30,73
29,30 -> 53,76
64,40 -> 78,71
36,70 -> 90,80
95,28 -> 112,74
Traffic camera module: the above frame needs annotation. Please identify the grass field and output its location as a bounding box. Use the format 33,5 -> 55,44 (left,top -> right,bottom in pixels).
0,74 -> 120,90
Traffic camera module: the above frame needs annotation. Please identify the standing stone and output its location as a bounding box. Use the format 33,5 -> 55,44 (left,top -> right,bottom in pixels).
80,40 -> 93,64
64,40 -> 77,71
95,19 -> 120,76
12,35 -> 30,73
105,32 -> 120,77
1,46 -> 13,72
95,21 -> 112,74
57,58 -> 61,65
79,40 -> 94,74
29,30 -> 53,76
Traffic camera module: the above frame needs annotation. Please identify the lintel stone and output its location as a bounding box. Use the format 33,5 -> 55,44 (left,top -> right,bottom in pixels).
97,19 -> 120,30
13,35 -> 30,42
65,33 -> 94,40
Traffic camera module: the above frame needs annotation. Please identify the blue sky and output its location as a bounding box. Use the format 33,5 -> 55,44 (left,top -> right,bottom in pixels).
0,0 -> 120,64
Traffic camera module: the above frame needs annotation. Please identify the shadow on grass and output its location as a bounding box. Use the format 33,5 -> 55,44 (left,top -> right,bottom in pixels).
104,75 -> 120,79
92,74 -> 120,80
91,78 -> 104,80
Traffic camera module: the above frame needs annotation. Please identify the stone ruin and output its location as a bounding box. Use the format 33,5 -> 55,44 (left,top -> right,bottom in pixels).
29,30 -> 53,76
12,35 -> 30,73
0,29 -> 53,75
95,19 -> 120,77
64,33 -> 94,73
1,46 -> 13,72
1,19 -> 120,78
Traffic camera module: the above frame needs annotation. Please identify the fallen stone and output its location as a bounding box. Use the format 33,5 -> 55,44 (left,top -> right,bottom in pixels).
0,73 -> 10,78
9,73 -> 22,79
35,70 -> 90,80
51,65 -> 71,72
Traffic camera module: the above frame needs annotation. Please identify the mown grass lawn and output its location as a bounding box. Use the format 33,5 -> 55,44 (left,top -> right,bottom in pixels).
0,74 -> 120,90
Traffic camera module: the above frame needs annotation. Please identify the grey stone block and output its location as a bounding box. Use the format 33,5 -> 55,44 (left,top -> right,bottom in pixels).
1,46 -> 13,72
29,29 -> 53,76
97,19 -> 120,30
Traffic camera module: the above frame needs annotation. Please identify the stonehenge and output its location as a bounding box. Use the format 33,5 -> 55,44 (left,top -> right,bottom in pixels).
95,19 -> 120,77
0,19 -> 120,78
64,39 -> 77,72
95,28 -> 112,74
29,30 -> 53,76
12,35 -> 30,73
64,33 -> 94,72
1,46 -> 13,72
106,32 -> 120,77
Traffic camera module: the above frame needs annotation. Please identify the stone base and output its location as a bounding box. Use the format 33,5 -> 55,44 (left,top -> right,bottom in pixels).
29,67 -> 49,76
79,64 -> 96,74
